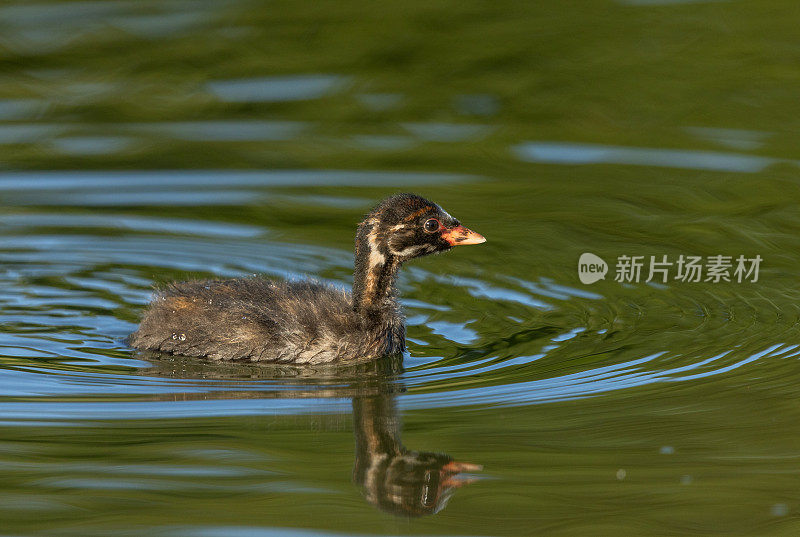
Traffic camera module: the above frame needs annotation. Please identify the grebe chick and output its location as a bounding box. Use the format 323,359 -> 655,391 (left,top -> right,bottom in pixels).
129,193 -> 485,364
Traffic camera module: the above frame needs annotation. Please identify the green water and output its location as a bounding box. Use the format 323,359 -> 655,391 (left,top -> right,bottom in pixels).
2,0 -> 800,535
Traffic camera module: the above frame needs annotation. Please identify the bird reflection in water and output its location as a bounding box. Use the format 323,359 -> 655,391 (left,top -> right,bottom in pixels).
139,352 -> 482,517
353,388 -> 482,516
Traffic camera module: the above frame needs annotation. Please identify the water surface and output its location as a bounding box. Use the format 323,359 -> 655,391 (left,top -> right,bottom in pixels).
2,1 -> 800,535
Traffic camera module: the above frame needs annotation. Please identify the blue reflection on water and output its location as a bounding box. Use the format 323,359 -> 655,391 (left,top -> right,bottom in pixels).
205,75 -> 349,103
513,141 -> 789,173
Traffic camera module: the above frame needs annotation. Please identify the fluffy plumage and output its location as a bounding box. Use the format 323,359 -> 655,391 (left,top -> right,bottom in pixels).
129,193 -> 484,363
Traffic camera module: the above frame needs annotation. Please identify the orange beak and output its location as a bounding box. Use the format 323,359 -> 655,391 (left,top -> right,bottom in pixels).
441,225 -> 486,246
441,461 -> 483,473
440,460 -> 483,489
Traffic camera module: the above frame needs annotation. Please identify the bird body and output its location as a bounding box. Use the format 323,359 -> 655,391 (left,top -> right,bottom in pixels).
131,278 -> 404,363
129,193 -> 484,363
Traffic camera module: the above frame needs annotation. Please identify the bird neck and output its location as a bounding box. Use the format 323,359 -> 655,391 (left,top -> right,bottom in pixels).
351,393 -> 405,507
352,218 -> 401,320
352,393 -> 404,460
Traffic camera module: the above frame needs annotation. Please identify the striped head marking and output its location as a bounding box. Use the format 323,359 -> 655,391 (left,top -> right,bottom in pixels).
363,193 -> 485,260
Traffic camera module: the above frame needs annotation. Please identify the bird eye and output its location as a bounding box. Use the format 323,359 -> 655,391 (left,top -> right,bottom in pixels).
423,218 -> 440,233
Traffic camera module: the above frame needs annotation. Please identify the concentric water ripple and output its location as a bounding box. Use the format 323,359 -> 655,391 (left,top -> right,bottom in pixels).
3,201 -> 798,421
